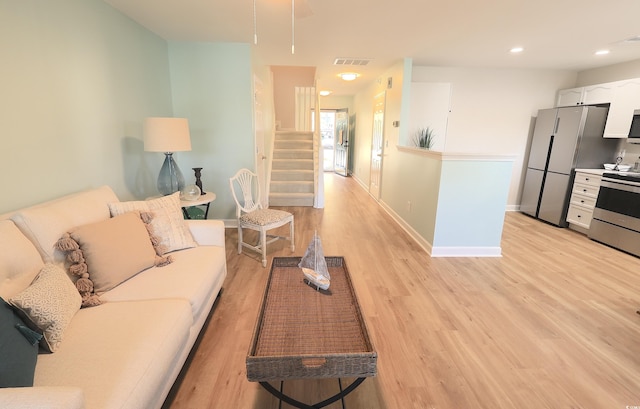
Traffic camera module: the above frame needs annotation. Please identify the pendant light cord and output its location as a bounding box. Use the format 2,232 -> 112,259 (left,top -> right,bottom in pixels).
291,0 -> 295,54
253,0 -> 258,44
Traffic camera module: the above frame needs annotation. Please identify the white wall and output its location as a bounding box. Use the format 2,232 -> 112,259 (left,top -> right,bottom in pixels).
0,0 -> 173,214
411,66 -> 577,208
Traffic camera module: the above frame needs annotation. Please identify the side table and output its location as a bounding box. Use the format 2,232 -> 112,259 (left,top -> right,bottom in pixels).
181,192 -> 216,219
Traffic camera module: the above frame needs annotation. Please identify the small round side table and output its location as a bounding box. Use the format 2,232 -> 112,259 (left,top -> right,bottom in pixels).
180,192 -> 216,219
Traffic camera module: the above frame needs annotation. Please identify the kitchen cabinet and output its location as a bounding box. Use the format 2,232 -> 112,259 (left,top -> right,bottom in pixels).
606,79 -> 640,139
566,171 -> 602,231
556,78 -> 640,138
556,83 -> 613,107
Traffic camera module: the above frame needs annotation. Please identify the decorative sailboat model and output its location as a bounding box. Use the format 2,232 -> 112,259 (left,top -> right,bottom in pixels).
298,231 -> 330,290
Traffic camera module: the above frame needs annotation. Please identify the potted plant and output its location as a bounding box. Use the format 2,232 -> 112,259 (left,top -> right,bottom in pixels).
413,127 -> 435,150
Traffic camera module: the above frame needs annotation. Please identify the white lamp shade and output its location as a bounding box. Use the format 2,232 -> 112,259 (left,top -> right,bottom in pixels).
143,117 -> 192,152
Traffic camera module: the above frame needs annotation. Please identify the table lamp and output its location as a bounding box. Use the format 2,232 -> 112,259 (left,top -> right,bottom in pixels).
143,117 -> 192,195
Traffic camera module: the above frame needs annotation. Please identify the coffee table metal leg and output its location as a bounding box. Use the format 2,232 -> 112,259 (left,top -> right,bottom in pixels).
259,377 -> 366,409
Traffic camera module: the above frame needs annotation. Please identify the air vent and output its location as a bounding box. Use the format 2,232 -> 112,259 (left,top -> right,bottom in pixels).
333,58 -> 371,66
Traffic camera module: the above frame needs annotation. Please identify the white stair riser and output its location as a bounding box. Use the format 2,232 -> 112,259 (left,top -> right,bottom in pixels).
271,181 -> 314,193
272,159 -> 314,170
273,150 -> 313,160
269,194 -> 314,207
271,170 -> 314,181
275,141 -> 313,149
276,132 -> 313,141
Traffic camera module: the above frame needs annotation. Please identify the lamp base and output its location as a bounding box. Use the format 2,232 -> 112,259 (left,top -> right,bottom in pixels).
157,152 -> 185,195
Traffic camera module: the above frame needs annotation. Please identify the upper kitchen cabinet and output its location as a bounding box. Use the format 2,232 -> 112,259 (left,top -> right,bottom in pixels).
556,83 -> 614,107
605,79 -> 640,139
556,79 -> 640,138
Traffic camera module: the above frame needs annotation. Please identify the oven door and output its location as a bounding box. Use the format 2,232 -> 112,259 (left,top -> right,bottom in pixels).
595,178 -> 640,219
590,176 -> 640,257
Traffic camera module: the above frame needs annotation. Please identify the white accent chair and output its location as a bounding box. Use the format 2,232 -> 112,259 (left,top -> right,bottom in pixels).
229,168 -> 295,267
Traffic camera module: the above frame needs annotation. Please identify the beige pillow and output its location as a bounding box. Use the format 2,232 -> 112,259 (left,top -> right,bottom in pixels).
0,220 -> 44,300
108,192 -> 197,254
68,212 -> 157,296
9,264 -> 82,352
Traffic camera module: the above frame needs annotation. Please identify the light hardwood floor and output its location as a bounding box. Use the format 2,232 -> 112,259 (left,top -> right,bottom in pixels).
164,173 -> 640,409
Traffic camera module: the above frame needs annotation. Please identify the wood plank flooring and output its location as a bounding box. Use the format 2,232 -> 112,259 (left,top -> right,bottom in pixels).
164,172 -> 640,409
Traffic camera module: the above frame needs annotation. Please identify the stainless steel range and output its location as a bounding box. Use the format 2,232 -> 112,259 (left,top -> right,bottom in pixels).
589,172 -> 640,257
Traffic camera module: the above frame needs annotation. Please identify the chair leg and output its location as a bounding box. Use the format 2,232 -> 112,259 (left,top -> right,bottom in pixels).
237,225 -> 243,255
260,229 -> 267,268
290,219 -> 295,252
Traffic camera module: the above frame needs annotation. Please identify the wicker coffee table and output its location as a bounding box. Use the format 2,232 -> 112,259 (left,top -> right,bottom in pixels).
247,257 -> 377,409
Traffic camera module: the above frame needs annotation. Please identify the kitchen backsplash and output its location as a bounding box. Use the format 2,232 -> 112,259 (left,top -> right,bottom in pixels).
616,139 -> 640,166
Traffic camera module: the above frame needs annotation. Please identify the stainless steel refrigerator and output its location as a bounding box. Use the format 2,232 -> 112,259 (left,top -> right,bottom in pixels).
520,106 -> 618,226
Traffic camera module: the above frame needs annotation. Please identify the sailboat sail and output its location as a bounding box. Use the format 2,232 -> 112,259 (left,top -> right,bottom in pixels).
299,232 -> 330,290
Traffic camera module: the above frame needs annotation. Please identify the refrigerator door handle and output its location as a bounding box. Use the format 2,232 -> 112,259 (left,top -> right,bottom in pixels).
554,117 -> 560,134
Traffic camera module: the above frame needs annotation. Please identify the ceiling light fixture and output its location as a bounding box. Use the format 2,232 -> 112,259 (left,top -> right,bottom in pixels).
319,90 -> 332,97
510,47 -> 524,53
339,72 -> 359,81
595,49 -> 610,56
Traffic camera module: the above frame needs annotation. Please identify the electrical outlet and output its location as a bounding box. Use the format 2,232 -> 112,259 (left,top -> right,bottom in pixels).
407,201 -> 412,212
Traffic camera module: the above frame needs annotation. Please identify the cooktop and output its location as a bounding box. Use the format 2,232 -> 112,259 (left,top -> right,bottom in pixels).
603,172 -> 640,182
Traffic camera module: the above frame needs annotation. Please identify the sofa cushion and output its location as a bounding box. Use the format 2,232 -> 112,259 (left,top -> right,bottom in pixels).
9,264 -> 82,353
10,186 -> 119,264
0,386 -> 85,409
0,220 -> 44,300
67,212 -> 157,296
0,297 -> 41,387
108,192 -> 197,255
34,299 -> 192,409
101,245 -> 226,322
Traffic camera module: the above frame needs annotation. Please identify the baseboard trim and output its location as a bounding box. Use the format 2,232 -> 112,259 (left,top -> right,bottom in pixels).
378,200 -> 434,256
431,246 -> 503,257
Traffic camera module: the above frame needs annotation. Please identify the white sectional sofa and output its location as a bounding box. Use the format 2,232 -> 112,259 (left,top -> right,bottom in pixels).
0,186 -> 227,409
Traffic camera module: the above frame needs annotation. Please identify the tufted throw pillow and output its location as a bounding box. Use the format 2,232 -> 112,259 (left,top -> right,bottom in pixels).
240,208 -> 292,226
57,212 -> 169,307
9,264 -> 81,353
108,192 -> 197,254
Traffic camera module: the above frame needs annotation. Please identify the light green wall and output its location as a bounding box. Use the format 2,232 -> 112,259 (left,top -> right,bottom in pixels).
386,150 -> 441,243
434,160 -> 512,248
0,0 -> 173,214
168,42 -> 255,220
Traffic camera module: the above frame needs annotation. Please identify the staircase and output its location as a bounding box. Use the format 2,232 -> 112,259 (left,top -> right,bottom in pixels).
269,130 -> 315,207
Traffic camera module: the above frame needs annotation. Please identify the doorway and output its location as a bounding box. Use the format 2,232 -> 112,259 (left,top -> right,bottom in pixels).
370,92 -> 385,199
319,109 -> 350,175
319,110 -> 335,171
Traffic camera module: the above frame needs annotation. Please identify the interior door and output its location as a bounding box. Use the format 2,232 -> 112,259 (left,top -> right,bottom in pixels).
334,108 -> 349,176
370,93 -> 385,199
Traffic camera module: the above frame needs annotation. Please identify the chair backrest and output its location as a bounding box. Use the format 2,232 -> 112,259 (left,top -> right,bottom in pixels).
229,168 -> 262,217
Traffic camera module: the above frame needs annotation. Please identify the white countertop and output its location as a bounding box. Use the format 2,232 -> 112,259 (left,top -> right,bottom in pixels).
575,168 -> 608,175
574,168 -> 638,175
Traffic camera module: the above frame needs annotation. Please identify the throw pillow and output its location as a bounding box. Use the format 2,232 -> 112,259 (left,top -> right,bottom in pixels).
0,297 -> 41,387
108,192 -> 197,254
9,264 -> 81,353
63,212 -> 158,297
0,220 -> 44,300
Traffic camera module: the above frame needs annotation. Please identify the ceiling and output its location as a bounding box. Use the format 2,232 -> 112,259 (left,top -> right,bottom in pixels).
104,0 -> 640,96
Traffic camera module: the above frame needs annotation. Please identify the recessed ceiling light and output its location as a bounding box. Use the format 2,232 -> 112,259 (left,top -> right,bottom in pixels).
510,47 -> 524,53
595,49 -> 610,56
339,72 -> 359,81
319,90 -> 332,97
